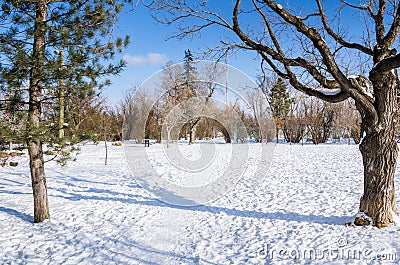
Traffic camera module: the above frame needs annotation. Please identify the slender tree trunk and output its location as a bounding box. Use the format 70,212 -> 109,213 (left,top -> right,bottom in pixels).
104,139 -> 108,165
275,127 -> 278,144
189,125 -> 196,145
185,126 -> 189,140
28,0 -> 50,223
166,127 -> 170,148
358,70 -> 399,227
102,113 -> 108,165
348,127 -> 351,145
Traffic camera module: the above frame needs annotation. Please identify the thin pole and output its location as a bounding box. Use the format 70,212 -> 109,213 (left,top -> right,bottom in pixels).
57,50 -> 65,139
225,51 -> 228,105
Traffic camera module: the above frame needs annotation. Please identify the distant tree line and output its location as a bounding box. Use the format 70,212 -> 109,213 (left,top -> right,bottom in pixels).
122,50 -> 274,145
122,52 -> 362,146
0,91 -> 123,151
260,77 -> 362,145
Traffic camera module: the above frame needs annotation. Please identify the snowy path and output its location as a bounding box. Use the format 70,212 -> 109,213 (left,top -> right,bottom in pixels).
1,143 -> 400,264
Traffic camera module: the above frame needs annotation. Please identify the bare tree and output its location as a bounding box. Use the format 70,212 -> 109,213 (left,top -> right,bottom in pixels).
148,0 -> 400,227
332,99 -> 362,144
283,93 -> 306,144
121,89 -> 154,144
303,97 -> 335,144
247,87 -> 271,143
160,58 -> 223,144
158,61 -> 188,143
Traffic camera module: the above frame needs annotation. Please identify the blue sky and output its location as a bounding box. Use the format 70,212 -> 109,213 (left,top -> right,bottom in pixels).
105,2 -> 263,105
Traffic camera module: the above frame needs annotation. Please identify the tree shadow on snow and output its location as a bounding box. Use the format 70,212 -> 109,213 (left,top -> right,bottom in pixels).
48,185 -> 350,226
99,234 -> 219,265
0,206 -> 33,222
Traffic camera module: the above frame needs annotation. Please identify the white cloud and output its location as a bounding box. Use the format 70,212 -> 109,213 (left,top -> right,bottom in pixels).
123,53 -> 169,66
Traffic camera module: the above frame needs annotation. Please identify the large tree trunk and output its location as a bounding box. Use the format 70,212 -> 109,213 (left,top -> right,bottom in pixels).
188,118 -> 201,145
359,130 -> 398,227
28,0 -> 50,223
358,70 -> 399,228
220,126 -> 231,143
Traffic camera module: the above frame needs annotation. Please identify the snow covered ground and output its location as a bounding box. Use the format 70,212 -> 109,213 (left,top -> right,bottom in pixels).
1,142 -> 400,264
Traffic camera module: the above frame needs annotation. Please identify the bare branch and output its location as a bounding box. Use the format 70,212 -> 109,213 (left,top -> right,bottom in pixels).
316,0 -> 374,55
235,1 -> 341,90
376,0 -> 387,42
258,0 -> 377,121
340,0 -> 370,11
381,3 -> 400,48
145,1 -> 232,39
261,55 -> 349,103
372,53 -> 400,72
340,0 -> 381,24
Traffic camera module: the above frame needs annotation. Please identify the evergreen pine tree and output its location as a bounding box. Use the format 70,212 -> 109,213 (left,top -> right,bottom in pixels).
0,0 -> 130,222
268,78 -> 292,143
182,50 -> 200,144
0,90 -> 26,151
182,49 -> 197,98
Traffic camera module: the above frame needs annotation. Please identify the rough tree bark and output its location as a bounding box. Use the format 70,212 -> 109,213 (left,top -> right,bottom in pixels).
358,71 -> 399,228
220,126 -> 231,143
28,0 -> 50,223
188,118 -> 201,145
189,125 -> 196,144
